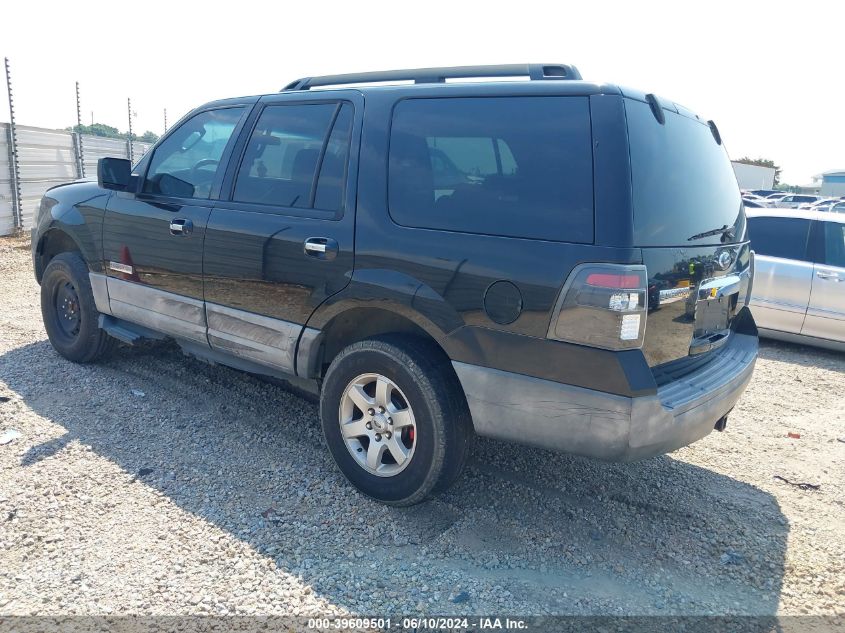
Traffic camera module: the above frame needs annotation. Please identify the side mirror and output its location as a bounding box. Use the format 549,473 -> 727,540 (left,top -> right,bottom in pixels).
97,157 -> 132,191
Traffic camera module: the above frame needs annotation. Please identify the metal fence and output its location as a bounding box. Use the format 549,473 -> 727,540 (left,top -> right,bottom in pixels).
0,124 -> 13,236
0,123 -> 152,235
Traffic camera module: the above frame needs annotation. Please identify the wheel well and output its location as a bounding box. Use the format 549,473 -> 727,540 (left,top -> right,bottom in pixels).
317,308 -> 449,377
35,230 -> 82,283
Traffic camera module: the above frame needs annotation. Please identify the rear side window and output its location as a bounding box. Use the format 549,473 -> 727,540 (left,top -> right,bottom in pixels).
626,99 -> 743,246
747,216 -> 811,261
233,102 -> 352,212
822,221 -> 845,268
388,97 -> 594,242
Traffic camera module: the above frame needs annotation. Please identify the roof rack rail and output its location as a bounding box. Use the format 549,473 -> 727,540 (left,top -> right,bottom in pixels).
282,63 -> 582,91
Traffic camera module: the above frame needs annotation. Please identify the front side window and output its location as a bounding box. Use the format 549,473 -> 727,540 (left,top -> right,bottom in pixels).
747,216 -> 811,261
388,96 -> 594,242
832,202 -> 845,214
822,222 -> 845,268
233,102 -> 353,212
144,108 -> 245,199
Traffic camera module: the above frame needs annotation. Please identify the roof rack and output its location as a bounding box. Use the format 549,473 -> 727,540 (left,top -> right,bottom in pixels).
282,63 -> 582,91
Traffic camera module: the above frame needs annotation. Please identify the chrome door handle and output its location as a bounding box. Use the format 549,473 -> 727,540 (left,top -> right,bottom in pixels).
304,237 -> 338,260
816,271 -> 841,282
170,218 -> 193,236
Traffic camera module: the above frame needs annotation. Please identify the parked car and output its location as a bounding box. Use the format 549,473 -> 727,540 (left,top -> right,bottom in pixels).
749,189 -> 781,198
761,193 -> 788,207
832,201 -> 845,214
32,64 -> 758,505
798,198 -> 839,212
774,194 -> 822,209
748,209 -> 845,351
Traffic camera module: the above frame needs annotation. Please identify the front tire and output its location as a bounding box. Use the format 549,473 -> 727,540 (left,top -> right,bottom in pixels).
320,335 -> 473,506
40,252 -> 115,363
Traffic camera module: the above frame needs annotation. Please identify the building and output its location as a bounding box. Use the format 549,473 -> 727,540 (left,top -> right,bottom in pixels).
731,161 -> 775,190
818,170 -> 845,197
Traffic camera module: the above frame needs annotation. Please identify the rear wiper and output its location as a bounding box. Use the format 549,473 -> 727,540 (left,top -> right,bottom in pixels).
687,224 -> 734,241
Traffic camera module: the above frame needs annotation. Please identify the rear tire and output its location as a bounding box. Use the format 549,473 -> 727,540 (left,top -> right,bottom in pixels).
40,252 -> 115,363
320,335 -> 473,506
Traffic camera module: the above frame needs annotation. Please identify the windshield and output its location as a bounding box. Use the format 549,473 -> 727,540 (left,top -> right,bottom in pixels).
626,98 -> 745,246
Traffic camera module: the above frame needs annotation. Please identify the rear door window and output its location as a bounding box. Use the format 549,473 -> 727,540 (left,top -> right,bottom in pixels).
747,216 -> 811,261
233,102 -> 352,212
388,96 -> 594,243
821,222 -> 845,267
626,99 -> 743,246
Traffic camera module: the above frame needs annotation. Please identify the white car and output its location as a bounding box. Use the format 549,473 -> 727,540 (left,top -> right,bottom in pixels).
774,194 -> 822,209
762,192 -> 789,207
798,198 -> 844,212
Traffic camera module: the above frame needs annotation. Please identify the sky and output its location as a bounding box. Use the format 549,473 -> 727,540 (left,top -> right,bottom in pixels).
2,0 -> 843,185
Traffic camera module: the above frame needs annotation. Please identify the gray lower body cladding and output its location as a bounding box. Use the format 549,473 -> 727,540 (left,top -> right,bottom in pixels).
453,332 -> 757,461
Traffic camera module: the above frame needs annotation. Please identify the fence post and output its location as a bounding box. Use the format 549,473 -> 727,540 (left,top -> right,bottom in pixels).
72,132 -> 84,179
4,57 -> 22,230
75,81 -> 85,179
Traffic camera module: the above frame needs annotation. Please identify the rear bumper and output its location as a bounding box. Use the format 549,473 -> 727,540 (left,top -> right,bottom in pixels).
453,332 -> 757,461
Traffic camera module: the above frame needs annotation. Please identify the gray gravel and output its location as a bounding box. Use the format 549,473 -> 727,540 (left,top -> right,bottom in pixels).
1,235 -> 844,616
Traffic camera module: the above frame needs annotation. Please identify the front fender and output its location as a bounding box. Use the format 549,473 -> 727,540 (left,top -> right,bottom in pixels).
32,182 -> 111,280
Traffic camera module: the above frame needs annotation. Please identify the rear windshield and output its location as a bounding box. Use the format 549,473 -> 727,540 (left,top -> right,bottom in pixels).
626,98 -> 744,246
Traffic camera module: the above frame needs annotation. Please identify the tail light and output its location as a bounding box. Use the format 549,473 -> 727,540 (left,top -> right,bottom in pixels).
547,263 -> 648,350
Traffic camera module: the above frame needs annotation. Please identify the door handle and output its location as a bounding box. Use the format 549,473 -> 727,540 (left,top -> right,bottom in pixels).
170,218 -> 193,236
304,237 -> 338,261
816,270 -> 841,282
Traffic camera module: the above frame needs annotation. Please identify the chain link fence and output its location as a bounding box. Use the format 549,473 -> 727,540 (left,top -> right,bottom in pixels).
0,123 -> 152,235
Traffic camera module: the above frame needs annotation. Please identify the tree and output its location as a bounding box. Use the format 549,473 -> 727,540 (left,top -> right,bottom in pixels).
65,123 -> 159,142
67,122 -> 123,138
734,157 -> 782,186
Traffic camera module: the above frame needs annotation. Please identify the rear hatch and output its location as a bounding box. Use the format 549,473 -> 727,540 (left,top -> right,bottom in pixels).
625,96 -> 752,368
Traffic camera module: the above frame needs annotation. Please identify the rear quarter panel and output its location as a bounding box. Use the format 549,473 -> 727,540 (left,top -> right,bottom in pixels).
306,86 -> 651,397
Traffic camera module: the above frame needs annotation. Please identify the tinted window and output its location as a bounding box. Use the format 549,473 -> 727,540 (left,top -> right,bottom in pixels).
832,202 -> 845,214
822,222 -> 845,267
233,103 -> 340,208
626,99 -> 743,246
747,216 -> 811,261
388,97 -> 594,242
314,104 -> 353,211
144,108 -> 245,199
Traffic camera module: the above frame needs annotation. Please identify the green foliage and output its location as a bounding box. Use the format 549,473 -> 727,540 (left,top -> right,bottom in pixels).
66,123 -> 158,143
734,156 -> 782,186
67,123 -> 125,139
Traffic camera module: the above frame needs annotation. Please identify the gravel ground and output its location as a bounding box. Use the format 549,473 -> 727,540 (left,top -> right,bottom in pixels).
1,234 -> 844,617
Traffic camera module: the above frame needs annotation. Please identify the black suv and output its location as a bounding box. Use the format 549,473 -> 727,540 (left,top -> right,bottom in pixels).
32,64 -> 758,505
